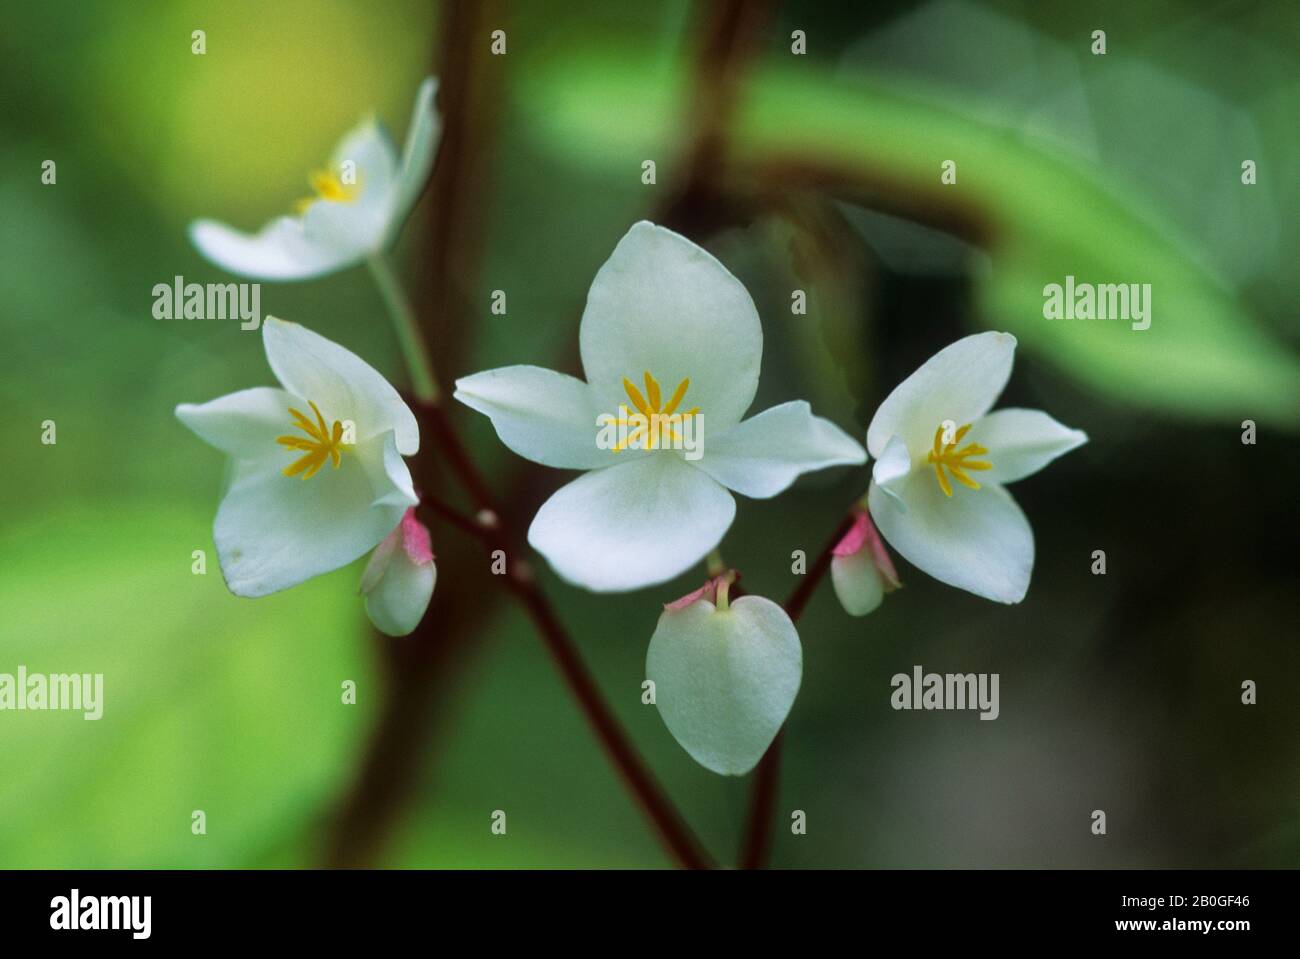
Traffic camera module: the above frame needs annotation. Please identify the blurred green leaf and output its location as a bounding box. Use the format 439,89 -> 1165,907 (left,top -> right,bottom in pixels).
0,504 -> 374,867
523,52 -> 1300,425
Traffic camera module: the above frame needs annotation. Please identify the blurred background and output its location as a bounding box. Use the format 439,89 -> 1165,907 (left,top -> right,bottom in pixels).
1,0 -> 1296,868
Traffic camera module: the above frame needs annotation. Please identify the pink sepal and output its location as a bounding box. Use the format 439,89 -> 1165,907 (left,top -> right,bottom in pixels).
400,508 -> 434,566
833,509 -> 870,557
664,572 -> 733,611
834,506 -> 901,591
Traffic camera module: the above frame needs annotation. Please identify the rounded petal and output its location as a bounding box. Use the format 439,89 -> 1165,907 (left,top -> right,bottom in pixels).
358,523 -> 399,595
528,455 -> 735,592
697,401 -> 866,498
579,222 -> 761,434
391,77 -> 442,234
831,552 -> 886,617
868,471 -> 1033,604
867,331 -> 1016,458
330,117 -> 398,227
967,408 -> 1087,485
646,594 -> 801,776
453,365 -> 608,469
364,551 -> 435,637
175,387 -> 296,461
262,317 -> 419,455
189,216 -> 354,281
213,435 -> 411,597
298,195 -> 385,266
361,511 -> 436,637
300,128 -> 394,258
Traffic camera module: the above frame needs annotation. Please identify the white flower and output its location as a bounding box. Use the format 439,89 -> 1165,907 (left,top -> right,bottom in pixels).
647,575 -> 801,776
454,222 -> 866,592
865,331 -> 1087,604
830,505 -> 901,616
189,78 -> 441,280
359,507 -> 436,637
176,317 -> 420,605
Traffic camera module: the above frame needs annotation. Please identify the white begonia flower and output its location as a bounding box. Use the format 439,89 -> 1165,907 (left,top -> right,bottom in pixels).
189,77 -> 440,281
176,317 -> 420,599
830,505 -> 901,617
454,222 -> 867,592
865,331 -> 1087,604
647,574 -> 801,776
360,507 -> 436,637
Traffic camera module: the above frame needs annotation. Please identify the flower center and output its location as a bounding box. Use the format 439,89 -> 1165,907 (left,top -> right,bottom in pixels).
276,401 -> 349,479
293,169 -> 360,215
926,423 -> 992,497
611,371 -> 699,453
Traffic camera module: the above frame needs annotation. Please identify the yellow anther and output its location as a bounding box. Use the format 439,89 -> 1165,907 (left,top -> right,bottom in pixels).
622,378 -> 651,417
926,423 -> 992,497
276,400 -> 348,480
644,371 -> 661,410
611,371 -> 699,453
293,168 -> 360,215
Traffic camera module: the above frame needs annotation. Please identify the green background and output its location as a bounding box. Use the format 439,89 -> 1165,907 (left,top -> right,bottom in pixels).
1,0 -> 1296,868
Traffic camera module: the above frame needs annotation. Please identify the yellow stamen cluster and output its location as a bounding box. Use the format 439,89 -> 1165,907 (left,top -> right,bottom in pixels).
277,401 -> 347,479
293,169 -> 360,215
926,423 -> 992,497
612,371 -> 699,453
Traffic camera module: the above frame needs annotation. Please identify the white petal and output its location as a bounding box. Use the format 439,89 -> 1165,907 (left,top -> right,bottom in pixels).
453,365 -> 608,470
867,331 -> 1016,458
528,455 -> 735,592
300,120 -> 396,257
646,594 -> 801,776
831,552 -> 885,617
213,434 -> 411,597
365,552 -> 435,637
870,434 -> 912,508
391,77 -> 441,235
359,430 -> 419,508
868,471 -> 1034,604
189,216 -> 355,281
175,387 -> 296,461
696,401 -> 866,498
329,117 -> 399,235
579,222 -> 762,435
967,408 -> 1087,485
358,524 -> 399,595
298,186 -> 387,262
189,118 -> 397,281
360,513 -> 436,638
262,317 -> 419,455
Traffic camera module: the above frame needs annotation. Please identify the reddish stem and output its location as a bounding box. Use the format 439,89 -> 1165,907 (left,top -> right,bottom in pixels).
415,401 -> 714,870
738,511 -> 855,869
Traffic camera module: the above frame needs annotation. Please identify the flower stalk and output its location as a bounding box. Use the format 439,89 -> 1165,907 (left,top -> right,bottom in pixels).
738,507 -> 856,868
370,258 -> 714,867
409,403 -> 715,869
367,254 -> 441,404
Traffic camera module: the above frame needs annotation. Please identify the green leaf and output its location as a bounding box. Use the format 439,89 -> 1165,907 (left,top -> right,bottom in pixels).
0,504 -> 374,867
646,595 -> 801,776
522,52 -> 1300,425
